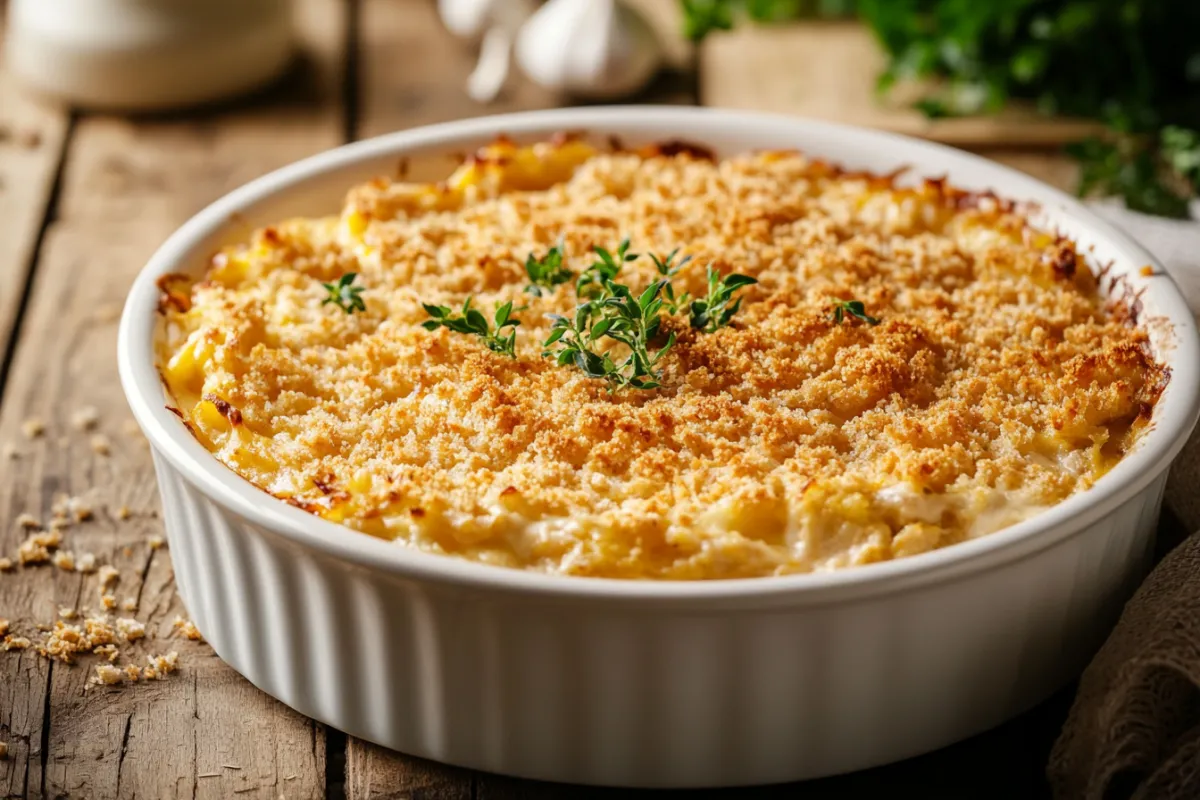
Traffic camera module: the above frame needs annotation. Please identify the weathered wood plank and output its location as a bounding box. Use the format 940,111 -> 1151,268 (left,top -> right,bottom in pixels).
699,20 -> 1101,147
0,1 -> 346,798
0,15 -> 71,370
346,743 -> 474,800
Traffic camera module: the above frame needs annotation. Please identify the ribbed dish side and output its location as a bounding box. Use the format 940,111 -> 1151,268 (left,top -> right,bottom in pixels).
153,450 -> 1167,788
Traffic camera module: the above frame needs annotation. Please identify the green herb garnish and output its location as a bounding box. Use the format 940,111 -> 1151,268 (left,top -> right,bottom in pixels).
830,299 -> 881,326
649,248 -> 694,313
524,241 -> 573,296
543,280 -> 677,392
688,267 -> 757,333
321,273 -> 366,314
422,298 -> 521,358
576,237 -> 639,299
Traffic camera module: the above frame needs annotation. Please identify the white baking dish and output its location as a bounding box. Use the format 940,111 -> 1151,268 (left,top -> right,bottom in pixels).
118,107 -> 1200,788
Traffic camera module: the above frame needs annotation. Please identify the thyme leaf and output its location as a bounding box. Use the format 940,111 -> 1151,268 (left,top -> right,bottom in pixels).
830,299 -> 881,326
321,273 -> 366,314
524,241 -> 573,296
422,297 -> 521,358
688,266 -> 757,333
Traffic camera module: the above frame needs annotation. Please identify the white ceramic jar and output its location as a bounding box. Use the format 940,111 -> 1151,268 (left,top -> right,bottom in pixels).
5,0 -> 293,110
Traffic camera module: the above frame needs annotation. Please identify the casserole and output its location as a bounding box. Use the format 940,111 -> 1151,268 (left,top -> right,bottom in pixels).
119,107 -> 1200,787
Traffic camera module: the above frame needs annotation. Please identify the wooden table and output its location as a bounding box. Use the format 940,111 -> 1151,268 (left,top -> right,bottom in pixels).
0,2 -> 1117,798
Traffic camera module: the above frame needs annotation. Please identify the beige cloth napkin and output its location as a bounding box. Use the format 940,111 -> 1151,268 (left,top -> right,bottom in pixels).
1048,204 -> 1200,800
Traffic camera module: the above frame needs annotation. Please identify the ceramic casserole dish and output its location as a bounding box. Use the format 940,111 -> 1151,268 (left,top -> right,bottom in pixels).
118,107 -> 1200,788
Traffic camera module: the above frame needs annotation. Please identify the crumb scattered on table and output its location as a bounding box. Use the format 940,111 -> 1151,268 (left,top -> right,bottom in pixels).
17,529 -> 62,565
90,435 -> 112,456
20,418 -> 45,439
70,406 -> 101,431
172,616 -> 204,642
53,550 -> 76,571
93,664 -> 123,685
116,618 -> 145,642
98,565 -> 119,587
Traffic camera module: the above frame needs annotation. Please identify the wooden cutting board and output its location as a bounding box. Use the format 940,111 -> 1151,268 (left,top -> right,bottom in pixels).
699,20 -> 1103,146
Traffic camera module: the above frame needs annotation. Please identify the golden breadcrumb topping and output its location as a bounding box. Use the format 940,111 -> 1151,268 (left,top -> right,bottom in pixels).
157,138 -> 1166,580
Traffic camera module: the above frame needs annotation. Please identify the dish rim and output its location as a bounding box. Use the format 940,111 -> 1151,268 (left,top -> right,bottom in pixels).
117,105 -> 1200,605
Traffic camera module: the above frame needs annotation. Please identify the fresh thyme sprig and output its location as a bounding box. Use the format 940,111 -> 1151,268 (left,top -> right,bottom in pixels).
688,266 -> 757,333
524,241 -> 572,296
649,248 -> 693,314
321,273 -> 366,314
576,237 -> 639,299
422,297 -> 521,358
830,299 -> 881,326
543,280 -> 677,391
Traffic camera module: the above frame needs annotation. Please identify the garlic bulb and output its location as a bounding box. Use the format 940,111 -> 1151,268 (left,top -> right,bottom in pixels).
439,0 -> 536,103
515,0 -> 661,99
437,0 -> 503,41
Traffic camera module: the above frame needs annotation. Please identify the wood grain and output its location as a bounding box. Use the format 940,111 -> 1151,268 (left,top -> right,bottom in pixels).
700,21 -> 1102,147
346,742 -> 475,800
0,15 -> 71,367
0,1 -> 345,798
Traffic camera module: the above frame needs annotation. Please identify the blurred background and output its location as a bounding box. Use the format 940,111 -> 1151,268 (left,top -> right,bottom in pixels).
5,0 -> 1200,216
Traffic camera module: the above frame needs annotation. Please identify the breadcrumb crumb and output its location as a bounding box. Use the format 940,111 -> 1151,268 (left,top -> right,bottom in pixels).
90,435 -> 112,456
0,558 -> 13,572
53,494 -> 93,522
52,550 -> 76,571
172,616 -> 204,642
20,418 -> 44,439
116,505 -> 132,521
94,644 -> 119,663
119,598 -> 138,612
70,406 -> 101,431
148,535 -> 165,550
58,607 -> 77,620
15,512 -> 40,529
116,618 -> 146,642
93,664 -> 123,685
147,651 -> 179,676
98,565 -> 119,586
101,594 -> 116,610
2,635 -> 31,651
0,619 -> 8,637
76,553 -> 96,573
17,529 -> 62,565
